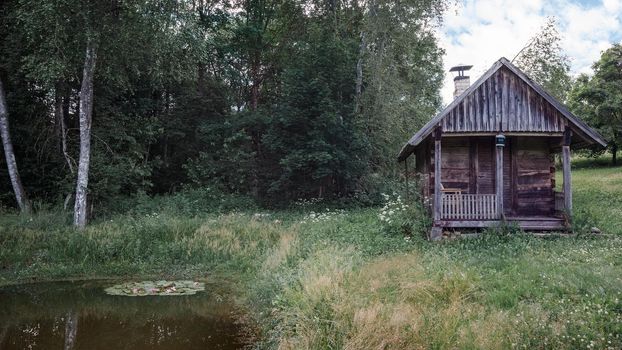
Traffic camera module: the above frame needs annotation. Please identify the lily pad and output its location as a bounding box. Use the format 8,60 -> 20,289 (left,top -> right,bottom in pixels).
104,280 -> 205,296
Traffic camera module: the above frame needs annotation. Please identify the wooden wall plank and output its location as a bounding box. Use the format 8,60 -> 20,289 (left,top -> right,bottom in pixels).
513,137 -> 555,215
477,137 -> 495,194
440,67 -> 566,134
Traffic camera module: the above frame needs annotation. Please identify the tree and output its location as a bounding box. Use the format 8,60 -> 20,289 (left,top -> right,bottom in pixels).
261,19 -> 367,200
73,38 -> 97,228
358,0 -> 446,172
11,0 -> 201,221
569,44 -> 622,165
513,17 -> 572,102
0,78 -> 30,212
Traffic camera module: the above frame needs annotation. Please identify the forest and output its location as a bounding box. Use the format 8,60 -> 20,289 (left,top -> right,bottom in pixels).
0,0 -> 448,225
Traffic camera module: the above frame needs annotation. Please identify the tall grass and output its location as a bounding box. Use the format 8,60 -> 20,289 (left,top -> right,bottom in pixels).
255,228 -> 621,349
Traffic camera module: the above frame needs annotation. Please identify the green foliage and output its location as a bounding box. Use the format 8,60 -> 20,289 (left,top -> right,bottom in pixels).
360,0 -> 446,172
568,44 -> 622,164
261,22 -> 368,201
513,17 -> 572,102
0,0 -> 451,209
99,187 -> 257,218
378,192 -> 430,237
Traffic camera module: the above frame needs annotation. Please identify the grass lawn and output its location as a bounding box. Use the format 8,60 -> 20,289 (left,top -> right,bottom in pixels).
0,163 -> 621,349
572,164 -> 622,235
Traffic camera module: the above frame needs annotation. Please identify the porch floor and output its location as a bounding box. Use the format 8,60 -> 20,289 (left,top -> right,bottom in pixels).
436,215 -> 567,231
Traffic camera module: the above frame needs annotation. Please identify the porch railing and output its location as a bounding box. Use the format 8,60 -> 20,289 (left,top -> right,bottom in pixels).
441,194 -> 498,220
554,191 -> 565,212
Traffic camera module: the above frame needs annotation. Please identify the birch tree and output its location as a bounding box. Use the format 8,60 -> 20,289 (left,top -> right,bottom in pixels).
73,39 -> 97,228
0,78 -> 30,213
513,17 -> 572,102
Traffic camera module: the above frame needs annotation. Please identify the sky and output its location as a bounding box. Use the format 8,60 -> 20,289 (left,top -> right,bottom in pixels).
437,0 -> 622,104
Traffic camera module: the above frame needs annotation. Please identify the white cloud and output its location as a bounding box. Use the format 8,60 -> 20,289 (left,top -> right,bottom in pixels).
437,0 -> 622,104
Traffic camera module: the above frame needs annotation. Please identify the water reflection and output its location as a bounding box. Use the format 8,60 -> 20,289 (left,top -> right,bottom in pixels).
0,280 -> 248,349
64,311 -> 78,350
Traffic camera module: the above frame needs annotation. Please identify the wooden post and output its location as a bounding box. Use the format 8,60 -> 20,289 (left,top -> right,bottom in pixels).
495,135 -> 504,219
431,127 -> 443,240
433,128 -> 442,222
562,127 -> 572,215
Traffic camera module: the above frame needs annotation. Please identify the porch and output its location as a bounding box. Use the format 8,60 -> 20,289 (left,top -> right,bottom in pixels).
427,129 -> 574,237
436,192 -> 567,230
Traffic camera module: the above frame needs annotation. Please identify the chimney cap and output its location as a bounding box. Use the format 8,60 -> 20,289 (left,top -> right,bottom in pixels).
449,64 -> 473,72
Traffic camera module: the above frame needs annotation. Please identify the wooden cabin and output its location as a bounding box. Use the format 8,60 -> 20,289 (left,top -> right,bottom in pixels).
397,58 -> 606,240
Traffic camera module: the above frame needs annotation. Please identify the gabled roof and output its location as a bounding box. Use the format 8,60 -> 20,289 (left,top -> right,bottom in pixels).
397,57 -> 606,161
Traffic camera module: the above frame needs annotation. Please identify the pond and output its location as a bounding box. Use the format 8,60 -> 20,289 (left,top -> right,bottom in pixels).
0,280 -> 251,349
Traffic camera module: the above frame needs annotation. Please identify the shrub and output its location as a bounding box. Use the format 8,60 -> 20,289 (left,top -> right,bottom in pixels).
378,193 -> 429,237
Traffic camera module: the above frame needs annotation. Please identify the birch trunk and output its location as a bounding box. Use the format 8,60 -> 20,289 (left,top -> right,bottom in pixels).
73,40 -> 97,228
0,78 -> 30,213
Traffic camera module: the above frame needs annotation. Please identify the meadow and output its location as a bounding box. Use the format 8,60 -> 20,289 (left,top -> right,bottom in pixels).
0,162 -> 621,349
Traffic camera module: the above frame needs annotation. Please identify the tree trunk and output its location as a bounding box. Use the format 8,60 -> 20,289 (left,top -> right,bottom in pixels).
612,144 -> 617,166
0,78 -> 30,213
73,40 -> 97,229
55,82 -> 74,174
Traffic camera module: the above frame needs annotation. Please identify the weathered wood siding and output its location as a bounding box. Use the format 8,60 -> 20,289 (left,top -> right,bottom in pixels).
476,138 -> 495,194
441,66 -> 565,133
503,139 -> 512,214
431,137 -> 496,195
440,138 -> 470,191
427,136 -> 555,216
513,137 -> 555,215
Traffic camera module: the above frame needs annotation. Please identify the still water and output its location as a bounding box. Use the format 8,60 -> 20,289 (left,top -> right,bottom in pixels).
0,280 -> 250,349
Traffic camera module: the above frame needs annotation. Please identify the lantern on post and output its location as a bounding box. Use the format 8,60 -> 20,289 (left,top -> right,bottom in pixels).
495,134 -> 506,147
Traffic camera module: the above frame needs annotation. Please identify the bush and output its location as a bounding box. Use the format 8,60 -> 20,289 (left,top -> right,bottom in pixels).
378,193 -> 429,237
